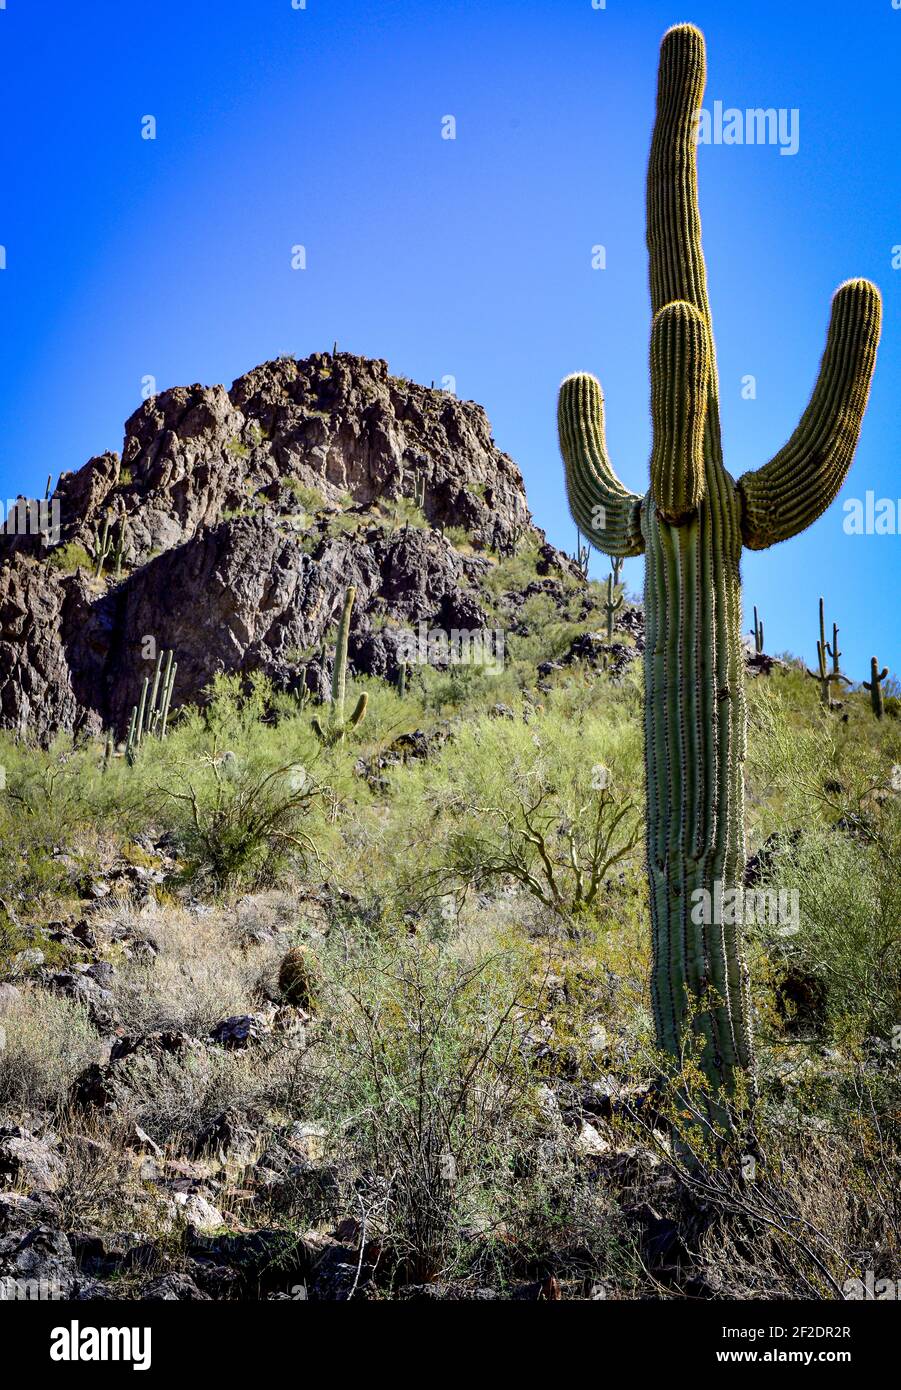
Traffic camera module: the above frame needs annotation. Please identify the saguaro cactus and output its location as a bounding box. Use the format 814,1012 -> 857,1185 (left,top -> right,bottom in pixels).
749,606 -> 764,656
312,586 -> 368,745
573,528 -> 591,579
863,656 -> 889,720
124,648 -> 177,762
807,597 -> 848,705
557,25 -> 880,1119
603,569 -> 624,642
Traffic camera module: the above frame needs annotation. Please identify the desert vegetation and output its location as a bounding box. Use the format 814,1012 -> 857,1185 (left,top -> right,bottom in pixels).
0,558 -> 898,1299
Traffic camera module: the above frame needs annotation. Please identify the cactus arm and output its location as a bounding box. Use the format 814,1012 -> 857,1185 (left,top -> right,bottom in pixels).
348,693 -> 368,729
557,375 -> 644,558
647,27 -> 715,341
135,677 -> 149,746
737,280 -> 881,549
158,653 -> 176,737
649,301 -> 709,524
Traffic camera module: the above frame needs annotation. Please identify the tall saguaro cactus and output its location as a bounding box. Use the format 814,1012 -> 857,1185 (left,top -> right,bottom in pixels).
312,586 -> 369,746
807,596 -> 848,705
558,25 -> 881,1120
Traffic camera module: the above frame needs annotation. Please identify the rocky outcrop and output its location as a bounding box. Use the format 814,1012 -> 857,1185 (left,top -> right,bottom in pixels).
0,353 -> 538,740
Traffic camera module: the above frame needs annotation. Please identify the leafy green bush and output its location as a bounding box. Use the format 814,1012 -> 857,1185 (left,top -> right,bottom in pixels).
163,757 -> 323,895
47,542 -> 93,573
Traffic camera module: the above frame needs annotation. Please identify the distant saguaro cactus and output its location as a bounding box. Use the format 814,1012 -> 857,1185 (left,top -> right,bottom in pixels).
312,586 -> 368,745
750,606 -> 764,656
124,649 -> 177,763
603,569 -> 624,643
863,656 -> 889,720
807,597 -> 849,706
557,25 -> 881,1123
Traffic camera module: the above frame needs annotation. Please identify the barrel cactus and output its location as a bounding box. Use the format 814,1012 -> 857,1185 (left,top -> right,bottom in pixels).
558,25 -> 881,1124
278,944 -> 319,1012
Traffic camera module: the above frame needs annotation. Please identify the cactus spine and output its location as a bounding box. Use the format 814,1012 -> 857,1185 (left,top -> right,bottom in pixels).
750,606 -> 764,656
312,586 -> 368,745
557,25 -> 881,1123
863,656 -> 889,720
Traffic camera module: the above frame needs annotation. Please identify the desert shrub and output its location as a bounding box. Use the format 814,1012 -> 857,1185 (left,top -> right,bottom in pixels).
410,706 -> 643,927
313,935 -> 538,1283
46,541 -> 93,573
108,901 -> 282,1034
0,987 -> 98,1109
745,677 -> 901,1040
116,1039 -> 307,1151
758,826 -> 901,1041
162,758 -> 323,894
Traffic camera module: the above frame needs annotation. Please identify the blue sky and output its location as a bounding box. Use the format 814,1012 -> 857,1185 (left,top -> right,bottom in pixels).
1,0 -> 898,679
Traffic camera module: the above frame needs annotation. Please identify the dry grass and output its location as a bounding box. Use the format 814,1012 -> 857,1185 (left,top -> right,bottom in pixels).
102,896 -> 292,1035
0,986 -> 100,1110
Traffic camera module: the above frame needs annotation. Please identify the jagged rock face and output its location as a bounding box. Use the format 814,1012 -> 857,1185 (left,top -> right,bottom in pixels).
0,354 -> 536,740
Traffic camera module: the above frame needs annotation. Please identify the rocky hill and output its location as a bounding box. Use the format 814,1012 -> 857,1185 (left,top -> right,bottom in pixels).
0,352 -> 545,741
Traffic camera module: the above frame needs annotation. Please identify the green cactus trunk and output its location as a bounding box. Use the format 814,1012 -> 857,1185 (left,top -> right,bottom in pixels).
603,570 -> 624,643
642,468 -> 752,1104
312,586 -> 368,745
558,25 -> 881,1125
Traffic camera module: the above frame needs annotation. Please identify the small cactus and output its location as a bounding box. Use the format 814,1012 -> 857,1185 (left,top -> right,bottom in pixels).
92,515 -> 111,577
573,528 -> 590,579
863,656 -> 889,720
750,605 -> 764,656
278,945 -> 319,1012
92,513 -> 128,579
397,660 -> 408,699
311,586 -> 368,745
112,516 -> 128,579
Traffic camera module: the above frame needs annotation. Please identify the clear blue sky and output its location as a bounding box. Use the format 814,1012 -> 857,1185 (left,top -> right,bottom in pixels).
1,0 -> 898,679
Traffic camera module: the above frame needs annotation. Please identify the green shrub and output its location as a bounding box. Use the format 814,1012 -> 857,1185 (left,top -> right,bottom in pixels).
163,758 -> 322,894
47,542 -> 93,573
